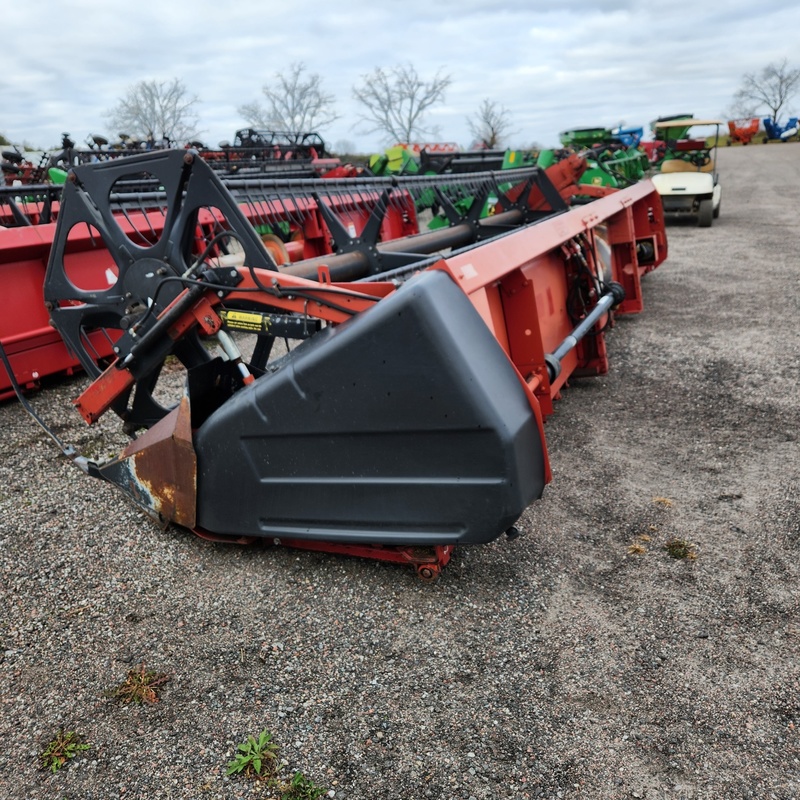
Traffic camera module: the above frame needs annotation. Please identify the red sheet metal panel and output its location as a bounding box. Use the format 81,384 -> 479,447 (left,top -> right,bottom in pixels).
438,178 -> 667,417
0,224 -> 118,400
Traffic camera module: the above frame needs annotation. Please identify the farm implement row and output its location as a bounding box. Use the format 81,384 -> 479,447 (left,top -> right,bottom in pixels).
723,117 -> 797,147
0,157 -> 582,400
2,129 -> 347,188
557,114 -> 725,228
2,149 -> 667,577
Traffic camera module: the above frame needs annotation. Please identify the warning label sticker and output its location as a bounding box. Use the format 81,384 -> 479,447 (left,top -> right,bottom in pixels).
220,310 -> 269,333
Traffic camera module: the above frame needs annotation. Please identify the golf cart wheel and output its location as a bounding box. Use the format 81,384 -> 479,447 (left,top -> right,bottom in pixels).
698,199 -> 713,228
713,200 -> 721,220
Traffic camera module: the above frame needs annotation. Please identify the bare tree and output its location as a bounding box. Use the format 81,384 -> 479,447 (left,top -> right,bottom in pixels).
723,101 -> 760,121
238,63 -> 339,132
732,59 -> 800,122
467,99 -> 513,149
106,78 -> 200,144
352,63 -> 452,144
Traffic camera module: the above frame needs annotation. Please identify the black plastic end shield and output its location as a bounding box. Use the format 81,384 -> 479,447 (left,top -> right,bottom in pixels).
194,269 -> 546,545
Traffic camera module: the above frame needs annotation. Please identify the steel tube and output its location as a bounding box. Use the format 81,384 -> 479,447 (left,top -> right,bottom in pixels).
546,288 -> 621,382
280,209 -> 525,281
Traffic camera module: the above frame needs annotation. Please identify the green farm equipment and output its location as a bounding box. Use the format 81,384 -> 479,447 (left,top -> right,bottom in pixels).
556,127 -> 648,189
367,146 -> 420,176
559,127 -> 615,148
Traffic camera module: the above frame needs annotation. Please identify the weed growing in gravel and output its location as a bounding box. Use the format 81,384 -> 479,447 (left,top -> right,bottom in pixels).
226,730 -> 328,798
226,730 -> 280,779
105,663 -> 170,704
664,537 -> 698,560
653,496 -> 674,508
275,770 -> 328,799
39,729 -> 90,773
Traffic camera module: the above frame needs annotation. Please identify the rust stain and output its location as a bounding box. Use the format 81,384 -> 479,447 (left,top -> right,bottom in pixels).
118,396 -> 197,527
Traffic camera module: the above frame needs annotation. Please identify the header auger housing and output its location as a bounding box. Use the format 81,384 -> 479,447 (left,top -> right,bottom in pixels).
39,149 -> 667,577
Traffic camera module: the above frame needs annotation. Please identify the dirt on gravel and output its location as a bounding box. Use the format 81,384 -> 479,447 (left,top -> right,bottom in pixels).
0,143 -> 798,800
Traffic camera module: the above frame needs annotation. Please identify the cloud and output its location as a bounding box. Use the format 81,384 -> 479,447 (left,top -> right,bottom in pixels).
2,1 -> 800,151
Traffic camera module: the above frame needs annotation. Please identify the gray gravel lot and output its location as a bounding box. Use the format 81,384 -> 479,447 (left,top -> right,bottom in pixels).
1,143 -> 798,800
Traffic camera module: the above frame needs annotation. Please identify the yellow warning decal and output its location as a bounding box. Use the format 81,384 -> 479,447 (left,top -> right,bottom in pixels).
219,309 -> 269,332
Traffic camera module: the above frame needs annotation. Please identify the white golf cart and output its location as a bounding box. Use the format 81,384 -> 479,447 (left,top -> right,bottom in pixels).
650,119 -> 722,228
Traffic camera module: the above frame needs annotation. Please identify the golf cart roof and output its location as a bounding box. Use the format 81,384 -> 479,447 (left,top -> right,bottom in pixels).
654,119 -> 723,128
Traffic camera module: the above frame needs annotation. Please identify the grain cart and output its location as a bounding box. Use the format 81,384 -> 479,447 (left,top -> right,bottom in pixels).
727,118 -> 760,145
559,127 -> 615,148
651,114 -> 694,140
642,115 -> 695,169
3,149 -> 667,578
650,119 -> 722,228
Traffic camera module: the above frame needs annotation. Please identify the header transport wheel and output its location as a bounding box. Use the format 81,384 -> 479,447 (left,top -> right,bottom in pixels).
416,565 -> 442,582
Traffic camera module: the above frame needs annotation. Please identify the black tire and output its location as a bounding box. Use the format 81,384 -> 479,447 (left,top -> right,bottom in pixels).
698,199 -> 713,228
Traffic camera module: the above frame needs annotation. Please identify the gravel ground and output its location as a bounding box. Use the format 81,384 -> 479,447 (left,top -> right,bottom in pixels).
1,143 -> 799,800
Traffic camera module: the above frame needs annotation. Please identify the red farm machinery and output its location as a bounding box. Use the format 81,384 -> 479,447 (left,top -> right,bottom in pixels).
1,149 -> 667,578
727,118 -> 760,145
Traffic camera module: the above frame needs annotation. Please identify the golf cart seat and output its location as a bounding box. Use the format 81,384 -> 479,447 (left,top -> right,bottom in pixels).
660,158 -> 714,174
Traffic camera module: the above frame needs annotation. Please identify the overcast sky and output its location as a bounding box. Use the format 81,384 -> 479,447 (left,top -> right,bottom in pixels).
2,0 -> 799,154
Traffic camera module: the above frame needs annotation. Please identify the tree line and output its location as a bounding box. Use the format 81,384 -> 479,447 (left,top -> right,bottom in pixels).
104,62 -> 513,152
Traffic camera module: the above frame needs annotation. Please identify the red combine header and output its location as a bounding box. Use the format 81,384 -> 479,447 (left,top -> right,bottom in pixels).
3,148 -> 667,577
